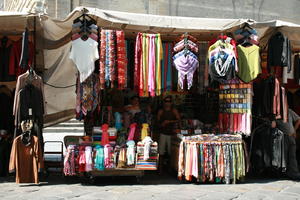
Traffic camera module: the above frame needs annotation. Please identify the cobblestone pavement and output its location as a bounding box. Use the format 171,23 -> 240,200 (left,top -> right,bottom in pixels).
1,173 -> 300,200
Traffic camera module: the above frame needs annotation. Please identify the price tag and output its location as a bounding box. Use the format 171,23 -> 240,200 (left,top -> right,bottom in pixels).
181,130 -> 188,135
194,129 -> 202,134
28,108 -> 32,116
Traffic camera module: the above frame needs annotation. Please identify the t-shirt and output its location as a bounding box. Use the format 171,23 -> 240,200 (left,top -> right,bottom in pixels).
237,45 -> 261,83
277,109 -> 300,135
69,37 -> 99,82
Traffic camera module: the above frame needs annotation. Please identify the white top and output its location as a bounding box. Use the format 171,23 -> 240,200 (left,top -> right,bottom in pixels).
69,37 -> 99,82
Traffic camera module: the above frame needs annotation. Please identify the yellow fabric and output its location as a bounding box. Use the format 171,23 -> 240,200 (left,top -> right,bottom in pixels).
237,44 -> 261,83
155,34 -> 163,96
141,123 -> 149,140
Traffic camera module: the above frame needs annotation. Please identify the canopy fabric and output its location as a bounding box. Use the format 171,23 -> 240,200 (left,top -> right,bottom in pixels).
36,7 -> 300,126
0,11 -> 34,33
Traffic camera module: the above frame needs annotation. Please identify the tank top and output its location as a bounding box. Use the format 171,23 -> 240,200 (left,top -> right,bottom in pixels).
160,109 -> 178,135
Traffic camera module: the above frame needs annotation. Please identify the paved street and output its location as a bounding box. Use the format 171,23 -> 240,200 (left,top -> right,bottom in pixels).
1,174 -> 300,200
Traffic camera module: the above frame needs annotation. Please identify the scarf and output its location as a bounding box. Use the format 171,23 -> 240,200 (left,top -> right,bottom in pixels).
173,50 -> 199,90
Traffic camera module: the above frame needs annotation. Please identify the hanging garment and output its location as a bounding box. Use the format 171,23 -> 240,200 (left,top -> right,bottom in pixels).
209,47 -> 236,82
155,34 -> 163,96
135,33 -> 163,97
69,37 -> 99,83
166,43 -> 173,91
17,84 -> 44,126
9,38 -> 34,78
13,71 -> 45,126
126,140 -> 136,166
273,78 -> 281,119
81,73 -> 99,116
114,112 -> 122,131
208,40 -> 237,83
141,123 -> 149,140
117,148 -> 127,168
104,144 -> 114,168
142,136 -> 153,160
134,33 -> 143,95
78,146 -> 86,172
94,145 -> 105,170
99,29 -> 106,89
173,50 -> 199,90
236,45 -> 261,83
9,135 -> 43,183
128,123 -> 137,141
267,32 -> 292,72
101,124 -> 110,146
64,145 -> 76,176
0,38 -> 15,82
148,34 -> 156,97
116,30 -> 127,90
107,30 -> 116,88
85,146 -> 93,172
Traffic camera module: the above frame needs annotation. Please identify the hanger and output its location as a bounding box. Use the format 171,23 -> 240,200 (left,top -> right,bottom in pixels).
241,23 -> 253,30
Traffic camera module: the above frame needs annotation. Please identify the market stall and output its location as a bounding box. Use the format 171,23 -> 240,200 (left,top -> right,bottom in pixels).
2,6 -> 300,184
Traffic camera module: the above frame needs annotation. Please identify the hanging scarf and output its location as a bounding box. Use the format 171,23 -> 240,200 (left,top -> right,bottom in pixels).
147,35 -> 156,97
141,123 -> 149,140
173,50 -> 199,90
142,136 -> 153,160
99,29 -> 106,89
126,140 -> 136,166
114,112 -> 122,131
134,33 -> 142,93
155,34 -> 163,96
116,30 -> 127,89
104,144 -> 114,168
108,30 -> 116,88
117,148 -> 127,168
64,145 -> 76,176
85,146 -> 93,172
78,146 -> 86,172
94,145 -> 105,170
128,123 -> 137,141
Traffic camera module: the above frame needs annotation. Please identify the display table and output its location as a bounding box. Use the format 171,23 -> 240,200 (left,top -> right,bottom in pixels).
63,136 -> 158,183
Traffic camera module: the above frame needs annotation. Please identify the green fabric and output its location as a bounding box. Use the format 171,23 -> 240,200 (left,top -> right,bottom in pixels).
237,45 -> 261,83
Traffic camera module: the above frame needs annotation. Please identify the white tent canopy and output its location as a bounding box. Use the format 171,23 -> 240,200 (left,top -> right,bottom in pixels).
37,7 -> 300,126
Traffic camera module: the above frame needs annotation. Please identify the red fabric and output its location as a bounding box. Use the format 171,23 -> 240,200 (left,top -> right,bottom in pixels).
99,29 -> 106,89
134,33 -> 142,94
101,124 -> 110,146
127,123 -> 137,141
78,146 -> 86,173
116,30 -> 127,90
9,39 -> 33,77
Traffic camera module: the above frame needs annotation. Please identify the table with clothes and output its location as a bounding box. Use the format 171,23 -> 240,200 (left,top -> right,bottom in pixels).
63,135 -> 159,177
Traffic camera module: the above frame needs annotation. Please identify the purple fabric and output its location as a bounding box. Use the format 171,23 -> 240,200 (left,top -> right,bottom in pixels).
173,53 -> 199,90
